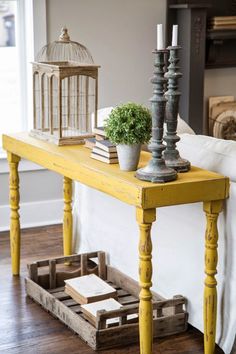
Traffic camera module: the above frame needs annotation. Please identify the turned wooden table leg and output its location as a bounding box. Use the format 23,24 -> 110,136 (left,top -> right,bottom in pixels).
203,200 -> 223,354
63,176 -> 72,257
136,207 -> 156,354
7,152 -> 21,276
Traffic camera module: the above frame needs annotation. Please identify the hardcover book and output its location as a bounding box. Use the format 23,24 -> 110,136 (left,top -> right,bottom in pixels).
81,298 -> 123,326
91,152 -> 118,164
84,137 -> 96,149
95,140 -> 117,153
64,274 -> 117,304
95,134 -> 107,141
93,126 -> 106,137
92,147 -> 117,158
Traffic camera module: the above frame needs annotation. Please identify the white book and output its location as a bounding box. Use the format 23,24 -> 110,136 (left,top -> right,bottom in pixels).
81,298 -> 138,326
64,274 -> 117,304
81,298 -> 122,325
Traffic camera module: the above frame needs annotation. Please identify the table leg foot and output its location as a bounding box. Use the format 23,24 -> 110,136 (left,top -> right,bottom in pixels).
63,176 -> 72,261
203,200 -> 223,354
136,208 -> 156,354
7,152 -> 21,276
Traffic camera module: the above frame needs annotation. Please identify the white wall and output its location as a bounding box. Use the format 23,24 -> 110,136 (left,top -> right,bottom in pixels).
0,165 -> 63,231
0,0 -> 167,231
47,0 -> 167,108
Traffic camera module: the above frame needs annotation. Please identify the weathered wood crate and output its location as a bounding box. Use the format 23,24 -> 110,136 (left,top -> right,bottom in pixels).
25,251 -> 188,350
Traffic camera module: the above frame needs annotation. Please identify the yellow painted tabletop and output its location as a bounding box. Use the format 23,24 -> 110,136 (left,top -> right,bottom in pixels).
3,133 -> 229,209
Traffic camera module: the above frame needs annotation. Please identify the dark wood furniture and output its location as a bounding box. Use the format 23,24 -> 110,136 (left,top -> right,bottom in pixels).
167,0 -> 236,134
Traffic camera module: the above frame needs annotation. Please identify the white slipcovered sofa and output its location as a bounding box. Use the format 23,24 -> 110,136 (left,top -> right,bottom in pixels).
72,109 -> 236,354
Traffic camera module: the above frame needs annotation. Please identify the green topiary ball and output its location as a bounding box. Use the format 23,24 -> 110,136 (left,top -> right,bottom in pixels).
104,102 -> 152,145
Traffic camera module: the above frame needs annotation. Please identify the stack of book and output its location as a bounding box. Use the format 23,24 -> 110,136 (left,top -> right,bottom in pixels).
84,126 -> 118,164
208,16 -> 236,30
91,140 -> 118,164
64,274 -> 125,326
84,126 -> 107,150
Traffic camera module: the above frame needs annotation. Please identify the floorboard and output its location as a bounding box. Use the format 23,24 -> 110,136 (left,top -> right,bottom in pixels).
0,224 -> 224,354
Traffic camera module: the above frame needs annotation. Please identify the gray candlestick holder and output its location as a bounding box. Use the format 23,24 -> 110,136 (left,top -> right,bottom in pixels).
135,49 -> 177,183
163,45 -> 190,172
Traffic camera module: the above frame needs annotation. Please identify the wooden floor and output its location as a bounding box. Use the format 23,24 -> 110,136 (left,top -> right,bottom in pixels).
0,224 -> 224,354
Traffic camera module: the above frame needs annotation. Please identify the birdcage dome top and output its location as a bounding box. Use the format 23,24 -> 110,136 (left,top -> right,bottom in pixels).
36,27 -> 94,63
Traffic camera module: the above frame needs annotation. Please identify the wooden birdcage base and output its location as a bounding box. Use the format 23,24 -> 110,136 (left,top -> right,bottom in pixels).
30,129 -> 95,146
25,252 -> 188,351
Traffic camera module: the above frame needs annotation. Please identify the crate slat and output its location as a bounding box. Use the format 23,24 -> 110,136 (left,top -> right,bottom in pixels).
49,259 -> 56,289
117,289 -> 130,297
48,286 -> 65,293
53,291 -> 70,300
98,251 -> 106,280
62,299 -> 78,306
70,305 -> 82,313
119,295 -> 139,305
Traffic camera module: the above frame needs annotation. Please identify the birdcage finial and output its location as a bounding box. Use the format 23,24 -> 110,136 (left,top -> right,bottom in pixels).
59,27 -> 71,42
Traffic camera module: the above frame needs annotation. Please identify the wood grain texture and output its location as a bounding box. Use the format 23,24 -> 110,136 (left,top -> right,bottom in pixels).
203,200 -> 223,354
63,176 -> 72,258
136,208 -> 156,354
7,152 -> 21,275
0,225 -> 225,354
2,133 -> 229,209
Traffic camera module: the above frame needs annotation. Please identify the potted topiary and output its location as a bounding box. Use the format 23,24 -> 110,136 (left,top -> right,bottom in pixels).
104,102 -> 152,171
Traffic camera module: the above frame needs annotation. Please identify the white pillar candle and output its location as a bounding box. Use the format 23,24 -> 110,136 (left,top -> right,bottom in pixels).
172,25 -> 178,46
157,24 -> 164,50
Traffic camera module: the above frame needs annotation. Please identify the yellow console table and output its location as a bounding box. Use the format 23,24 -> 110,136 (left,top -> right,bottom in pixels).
3,132 -> 229,354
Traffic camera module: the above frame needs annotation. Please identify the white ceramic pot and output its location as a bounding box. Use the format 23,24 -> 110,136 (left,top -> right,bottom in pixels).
116,143 -> 141,171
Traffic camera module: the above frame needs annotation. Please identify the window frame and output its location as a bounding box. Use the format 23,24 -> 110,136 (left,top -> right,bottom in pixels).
19,0 -> 47,131
0,0 -> 47,172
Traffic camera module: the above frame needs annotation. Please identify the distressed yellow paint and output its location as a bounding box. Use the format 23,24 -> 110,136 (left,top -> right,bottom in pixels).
63,176 -> 72,258
3,133 -> 230,354
7,152 -> 21,275
136,208 -> 156,354
203,200 -> 223,354
2,133 -> 229,209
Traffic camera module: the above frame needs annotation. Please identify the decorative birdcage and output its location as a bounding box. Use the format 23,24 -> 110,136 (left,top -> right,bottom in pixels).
31,28 -> 100,145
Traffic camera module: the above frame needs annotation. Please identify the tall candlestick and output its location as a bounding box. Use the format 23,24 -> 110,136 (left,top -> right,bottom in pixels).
135,49 -> 177,183
163,45 -> 190,172
157,24 -> 164,50
171,25 -> 178,46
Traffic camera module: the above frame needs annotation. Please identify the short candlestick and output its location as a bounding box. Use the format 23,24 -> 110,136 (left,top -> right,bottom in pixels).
135,49 -> 177,183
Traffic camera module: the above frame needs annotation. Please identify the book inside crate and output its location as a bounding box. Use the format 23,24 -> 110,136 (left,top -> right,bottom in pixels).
25,251 -> 188,350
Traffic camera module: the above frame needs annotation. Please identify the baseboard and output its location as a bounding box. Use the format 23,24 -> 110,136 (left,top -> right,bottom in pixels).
0,198 -> 63,232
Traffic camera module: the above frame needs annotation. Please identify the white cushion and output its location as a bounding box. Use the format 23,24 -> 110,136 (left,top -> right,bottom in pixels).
178,134 -> 236,182
177,115 -> 195,135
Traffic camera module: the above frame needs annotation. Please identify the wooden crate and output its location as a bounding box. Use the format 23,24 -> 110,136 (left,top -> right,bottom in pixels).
25,251 -> 188,350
